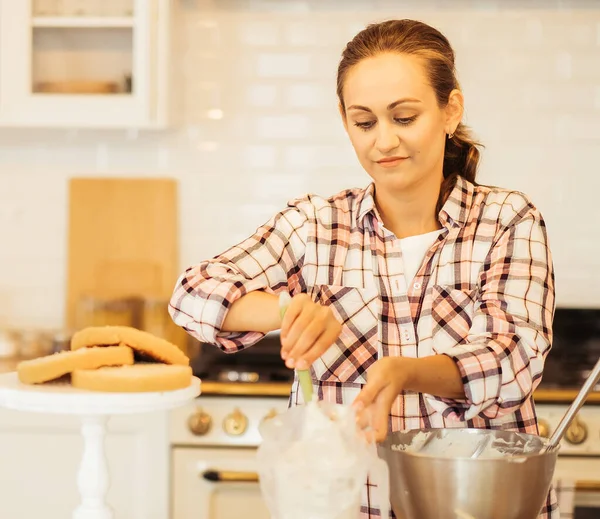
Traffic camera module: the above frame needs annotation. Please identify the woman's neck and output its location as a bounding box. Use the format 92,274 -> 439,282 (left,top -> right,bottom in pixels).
374,176 -> 443,239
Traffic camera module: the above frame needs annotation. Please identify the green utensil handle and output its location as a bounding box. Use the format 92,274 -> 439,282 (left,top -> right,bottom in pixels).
279,292 -> 314,403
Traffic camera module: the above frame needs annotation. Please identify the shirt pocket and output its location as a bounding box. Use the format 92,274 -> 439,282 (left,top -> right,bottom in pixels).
308,284 -> 380,385
430,284 -> 478,354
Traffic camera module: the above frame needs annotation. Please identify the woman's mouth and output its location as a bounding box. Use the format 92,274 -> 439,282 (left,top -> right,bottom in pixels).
376,156 -> 408,168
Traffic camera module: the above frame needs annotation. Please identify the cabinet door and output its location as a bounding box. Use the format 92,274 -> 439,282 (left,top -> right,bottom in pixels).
172,447 -> 271,519
0,0 -> 169,128
0,408 -> 169,519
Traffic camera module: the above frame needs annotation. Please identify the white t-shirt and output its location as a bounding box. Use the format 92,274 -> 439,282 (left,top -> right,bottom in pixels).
399,229 -> 443,285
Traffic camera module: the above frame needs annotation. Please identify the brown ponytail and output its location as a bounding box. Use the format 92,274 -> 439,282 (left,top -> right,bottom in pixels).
439,122 -> 483,212
336,19 -> 483,211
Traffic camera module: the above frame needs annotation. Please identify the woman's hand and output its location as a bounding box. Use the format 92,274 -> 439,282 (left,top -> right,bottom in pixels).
353,355 -> 466,442
280,294 -> 342,370
353,357 -> 407,442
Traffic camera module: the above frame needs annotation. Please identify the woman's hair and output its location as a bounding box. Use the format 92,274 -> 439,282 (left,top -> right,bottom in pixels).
337,19 -> 482,212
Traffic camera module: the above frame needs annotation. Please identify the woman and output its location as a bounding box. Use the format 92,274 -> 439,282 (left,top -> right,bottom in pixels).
169,19 -> 557,518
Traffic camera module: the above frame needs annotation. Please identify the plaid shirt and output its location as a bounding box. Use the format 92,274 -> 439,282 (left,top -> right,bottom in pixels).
170,176 -> 558,518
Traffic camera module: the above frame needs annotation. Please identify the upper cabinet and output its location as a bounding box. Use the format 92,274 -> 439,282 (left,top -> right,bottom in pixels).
0,0 -> 171,129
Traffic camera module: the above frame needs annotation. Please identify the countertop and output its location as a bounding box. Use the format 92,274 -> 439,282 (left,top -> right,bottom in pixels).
198,381 -> 600,403
3,357 -> 598,403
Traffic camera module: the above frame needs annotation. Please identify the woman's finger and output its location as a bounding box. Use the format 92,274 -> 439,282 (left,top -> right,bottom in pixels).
355,405 -> 373,431
283,306 -> 318,357
296,316 -> 341,368
289,307 -> 334,362
372,386 -> 397,442
352,372 -> 385,412
280,294 -> 312,353
285,317 -> 326,367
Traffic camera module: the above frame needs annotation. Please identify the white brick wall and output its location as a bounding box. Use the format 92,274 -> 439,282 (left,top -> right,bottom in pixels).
1,0 -> 600,330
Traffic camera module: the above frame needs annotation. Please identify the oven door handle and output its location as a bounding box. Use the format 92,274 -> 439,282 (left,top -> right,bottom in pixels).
576,480 -> 600,492
201,469 -> 259,483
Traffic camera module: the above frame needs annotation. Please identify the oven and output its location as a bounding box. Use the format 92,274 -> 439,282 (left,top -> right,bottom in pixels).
169,332 -> 292,519
536,404 -> 600,519
170,395 -> 289,519
536,307 -> 600,518
554,457 -> 600,518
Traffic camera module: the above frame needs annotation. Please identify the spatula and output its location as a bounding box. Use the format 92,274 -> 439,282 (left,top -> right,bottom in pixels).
279,292 -> 314,403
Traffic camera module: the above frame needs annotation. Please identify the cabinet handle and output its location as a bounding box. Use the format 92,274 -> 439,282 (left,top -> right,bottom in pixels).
576,480 -> 600,492
201,469 -> 259,483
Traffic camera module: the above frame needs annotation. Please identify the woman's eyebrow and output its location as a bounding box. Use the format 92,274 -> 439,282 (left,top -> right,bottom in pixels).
347,97 -> 422,113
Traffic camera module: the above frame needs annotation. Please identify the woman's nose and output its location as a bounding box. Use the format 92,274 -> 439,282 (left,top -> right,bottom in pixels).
375,124 -> 400,153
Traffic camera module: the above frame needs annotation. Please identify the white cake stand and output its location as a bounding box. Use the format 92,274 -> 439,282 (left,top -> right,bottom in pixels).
0,371 -> 201,519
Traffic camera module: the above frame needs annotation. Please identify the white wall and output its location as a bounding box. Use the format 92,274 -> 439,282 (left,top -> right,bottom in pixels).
1,0 -> 599,330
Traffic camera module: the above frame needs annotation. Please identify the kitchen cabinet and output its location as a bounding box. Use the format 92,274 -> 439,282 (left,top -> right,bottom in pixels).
0,407 -> 169,519
0,0 -> 171,128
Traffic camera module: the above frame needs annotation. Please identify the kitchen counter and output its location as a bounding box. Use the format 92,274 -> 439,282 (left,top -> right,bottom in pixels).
199,380 -> 600,404
534,387 -> 600,404
3,357 -> 598,403
199,381 -> 292,397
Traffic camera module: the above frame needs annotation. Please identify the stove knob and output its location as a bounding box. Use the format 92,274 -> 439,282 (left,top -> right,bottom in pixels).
223,408 -> 248,436
538,419 -> 550,438
187,407 -> 212,436
565,417 -> 588,445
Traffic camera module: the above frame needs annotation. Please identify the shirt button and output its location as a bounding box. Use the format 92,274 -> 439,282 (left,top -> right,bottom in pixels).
413,282 -> 421,290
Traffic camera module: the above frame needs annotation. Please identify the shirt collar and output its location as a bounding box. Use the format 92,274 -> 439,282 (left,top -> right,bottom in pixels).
439,175 -> 474,228
356,183 -> 377,228
356,176 -> 475,230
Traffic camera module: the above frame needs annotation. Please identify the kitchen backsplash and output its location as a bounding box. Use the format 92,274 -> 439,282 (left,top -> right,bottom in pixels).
0,0 -> 599,329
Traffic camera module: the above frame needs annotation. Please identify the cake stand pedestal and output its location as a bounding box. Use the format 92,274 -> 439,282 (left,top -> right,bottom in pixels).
0,372 -> 201,519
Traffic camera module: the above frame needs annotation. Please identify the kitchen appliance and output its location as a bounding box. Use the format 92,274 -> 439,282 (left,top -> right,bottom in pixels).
535,307 -> 600,518
170,332 -> 293,519
540,308 -> 600,392
170,393 -> 290,519
545,357 -> 600,453
379,428 -> 556,519
189,332 -> 293,388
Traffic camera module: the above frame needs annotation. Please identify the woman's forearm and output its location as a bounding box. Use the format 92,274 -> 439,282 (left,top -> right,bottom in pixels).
402,355 -> 466,400
221,291 -> 281,333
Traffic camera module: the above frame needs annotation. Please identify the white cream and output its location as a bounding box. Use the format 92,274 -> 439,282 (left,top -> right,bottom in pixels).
271,400 -> 365,519
393,430 -> 546,459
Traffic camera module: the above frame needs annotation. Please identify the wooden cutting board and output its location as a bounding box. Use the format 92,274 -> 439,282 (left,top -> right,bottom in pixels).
66,178 -> 187,349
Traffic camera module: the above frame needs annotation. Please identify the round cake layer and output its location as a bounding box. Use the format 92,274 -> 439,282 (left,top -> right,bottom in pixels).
71,364 -> 193,393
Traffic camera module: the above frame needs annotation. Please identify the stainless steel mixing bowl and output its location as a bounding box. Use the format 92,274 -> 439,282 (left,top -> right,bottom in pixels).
378,428 -> 557,519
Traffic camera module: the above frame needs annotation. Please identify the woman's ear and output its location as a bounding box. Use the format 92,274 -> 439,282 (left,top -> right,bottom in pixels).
445,89 -> 464,135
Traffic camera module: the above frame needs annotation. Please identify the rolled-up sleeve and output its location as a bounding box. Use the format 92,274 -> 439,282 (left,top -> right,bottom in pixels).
429,205 -> 555,421
168,202 -> 309,352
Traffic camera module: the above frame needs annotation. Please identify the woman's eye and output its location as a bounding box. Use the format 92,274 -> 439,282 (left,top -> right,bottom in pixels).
395,116 -> 417,126
353,121 -> 375,131
353,115 -> 417,131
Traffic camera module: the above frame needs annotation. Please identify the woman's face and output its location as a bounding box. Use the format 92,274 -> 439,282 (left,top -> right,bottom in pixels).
340,52 -> 462,195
